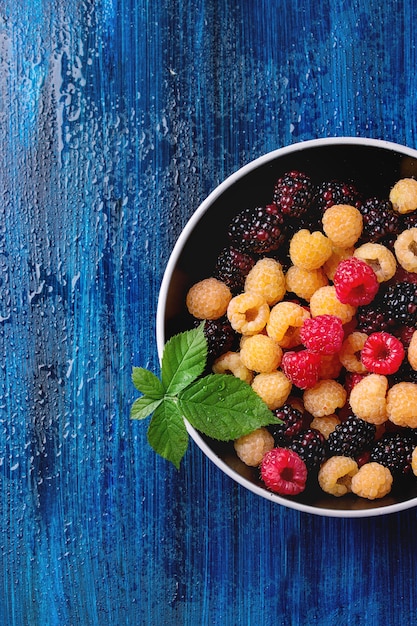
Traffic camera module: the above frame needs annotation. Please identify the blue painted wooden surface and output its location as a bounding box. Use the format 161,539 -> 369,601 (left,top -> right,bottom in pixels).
2,1 -> 417,624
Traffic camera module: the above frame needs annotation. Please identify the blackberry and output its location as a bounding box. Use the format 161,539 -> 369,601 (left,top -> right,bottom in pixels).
358,197 -> 400,244
285,210 -> 322,240
272,170 -> 315,218
214,246 -> 255,294
198,317 -> 236,363
287,428 -> 326,471
327,414 -> 376,458
381,281 -> 417,326
267,404 -> 304,444
355,301 -> 390,334
400,211 -> 417,231
228,204 -> 285,254
314,179 -> 362,213
369,432 -> 414,477
388,360 -> 417,386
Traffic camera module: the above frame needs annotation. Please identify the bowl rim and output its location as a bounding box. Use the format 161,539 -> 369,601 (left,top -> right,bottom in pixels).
156,136 -> 417,518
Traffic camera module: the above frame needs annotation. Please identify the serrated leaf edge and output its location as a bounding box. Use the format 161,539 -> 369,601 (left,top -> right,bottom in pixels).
178,373 -> 279,441
131,366 -> 165,399
130,396 -> 163,420
146,398 -> 189,469
161,323 -> 207,395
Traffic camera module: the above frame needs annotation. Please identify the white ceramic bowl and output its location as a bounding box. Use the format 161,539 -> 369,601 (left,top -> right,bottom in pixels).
157,137 -> 417,517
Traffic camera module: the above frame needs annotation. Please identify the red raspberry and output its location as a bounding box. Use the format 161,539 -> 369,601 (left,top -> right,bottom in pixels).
299,314 -> 344,355
260,447 -> 308,495
281,350 -> 321,389
333,257 -> 379,306
361,331 -> 405,375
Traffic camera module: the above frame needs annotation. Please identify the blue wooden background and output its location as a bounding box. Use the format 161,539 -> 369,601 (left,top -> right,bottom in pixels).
1,0 -> 417,624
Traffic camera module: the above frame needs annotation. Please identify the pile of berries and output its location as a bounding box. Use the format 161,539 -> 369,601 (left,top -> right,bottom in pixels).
185,171 -> 417,502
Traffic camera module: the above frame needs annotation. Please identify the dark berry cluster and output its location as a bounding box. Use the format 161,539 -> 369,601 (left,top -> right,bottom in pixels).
267,404 -> 304,444
214,246 -> 255,294
358,197 -> 400,245
287,428 -> 327,471
389,361 -> 417,385
355,301 -> 389,335
313,179 -> 362,212
228,204 -> 285,254
273,170 -> 315,218
381,281 -> 417,326
370,432 -> 415,477
199,317 -> 236,364
327,415 -> 376,458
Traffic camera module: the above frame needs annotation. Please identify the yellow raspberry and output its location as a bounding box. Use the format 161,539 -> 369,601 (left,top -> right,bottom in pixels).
303,379 -> 347,418
310,415 -> 341,439
349,373 -> 388,425
285,265 -> 328,301
339,332 -> 368,373
318,353 -> 343,380
318,456 -> 358,497
408,330 -> 417,370
289,229 -> 333,270
389,177 -> 417,214
186,277 -> 232,319
266,301 -> 310,348
309,285 -> 356,324
239,334 -> 283,373
393,228 -> 417,272
212,351 -> 253,384
227,292 -> 269,335
234,427 -> 275,467
386,382 -> 417,428
323,246 -> 355,280
244,258 -> 286,305
412,447 -> 417,476
351,462 -> 393,500
251,371 -> 292,409
354,242 -> 397,282
322,204 -> 363,248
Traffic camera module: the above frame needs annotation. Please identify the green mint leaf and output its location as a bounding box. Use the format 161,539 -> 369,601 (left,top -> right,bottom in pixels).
161,323 -> 207,396
130,396 -> 163,420
131,325 -> 280,469
132,367 -> 165,399
147,398 -> 189,469
178,373 -> 278,441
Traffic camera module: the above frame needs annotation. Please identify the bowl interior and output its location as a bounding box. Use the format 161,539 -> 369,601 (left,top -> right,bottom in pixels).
159,139 -> 417,516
